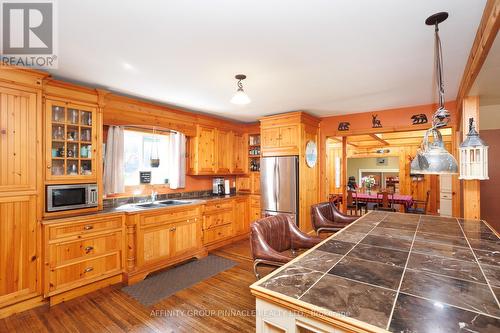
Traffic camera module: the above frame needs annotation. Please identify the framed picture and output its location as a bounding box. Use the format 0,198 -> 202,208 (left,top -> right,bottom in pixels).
376,157 -> 388,166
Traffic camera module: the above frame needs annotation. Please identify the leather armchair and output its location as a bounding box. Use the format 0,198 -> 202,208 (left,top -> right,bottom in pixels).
311,202 -> 359,235
250,214 -> 322,279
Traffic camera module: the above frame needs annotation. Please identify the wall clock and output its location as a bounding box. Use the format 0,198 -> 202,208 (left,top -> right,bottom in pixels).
305,141 -> 317,168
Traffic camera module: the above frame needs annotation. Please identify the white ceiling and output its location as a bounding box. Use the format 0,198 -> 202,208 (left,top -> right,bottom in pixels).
51,0 -> 486,122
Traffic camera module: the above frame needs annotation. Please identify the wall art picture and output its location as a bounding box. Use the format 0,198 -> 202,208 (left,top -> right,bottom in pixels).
411,113 -> 428,124
338,122 -> 350,131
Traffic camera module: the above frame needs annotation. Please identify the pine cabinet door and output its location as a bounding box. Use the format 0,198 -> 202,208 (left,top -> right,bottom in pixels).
0,195 -> 38,307
172,218 -> 201,256
216,129 -> 231,174
261,128 -> 280,149
232,132 -> 248,174
234,198 -> 249,235
197,126 -> 216,174
0,86 -> 38,193
45,100 -> 98,181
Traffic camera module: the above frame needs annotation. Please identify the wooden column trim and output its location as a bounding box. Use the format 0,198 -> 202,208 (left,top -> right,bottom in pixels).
341,137 -> 347,213
462,96 -> 481,219
456,0 -> 500,128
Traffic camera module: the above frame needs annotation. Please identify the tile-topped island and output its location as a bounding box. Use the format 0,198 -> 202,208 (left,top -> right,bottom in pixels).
250,211 -> 500,333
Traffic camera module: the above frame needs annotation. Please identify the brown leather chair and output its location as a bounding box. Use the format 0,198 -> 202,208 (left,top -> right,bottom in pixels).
311,202 -> 359,235
250,214 -> 322,279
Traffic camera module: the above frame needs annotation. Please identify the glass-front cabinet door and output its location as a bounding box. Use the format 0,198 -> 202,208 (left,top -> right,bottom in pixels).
46,100 -> 97,181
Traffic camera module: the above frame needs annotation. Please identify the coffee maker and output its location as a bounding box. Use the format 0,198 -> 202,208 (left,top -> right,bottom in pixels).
212,178 -> 225,195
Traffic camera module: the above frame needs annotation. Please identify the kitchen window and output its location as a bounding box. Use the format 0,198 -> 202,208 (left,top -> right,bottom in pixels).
123,130 -> 171,185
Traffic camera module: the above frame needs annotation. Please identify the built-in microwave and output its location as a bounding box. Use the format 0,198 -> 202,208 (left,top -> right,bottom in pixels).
46,184 -> 98,212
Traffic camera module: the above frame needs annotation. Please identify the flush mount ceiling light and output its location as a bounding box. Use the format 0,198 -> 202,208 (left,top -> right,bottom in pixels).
410,12 -> 458,175
230,74 -> 251,105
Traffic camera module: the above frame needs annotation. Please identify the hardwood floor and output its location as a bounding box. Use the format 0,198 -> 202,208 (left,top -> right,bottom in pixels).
0,239 -> 260,333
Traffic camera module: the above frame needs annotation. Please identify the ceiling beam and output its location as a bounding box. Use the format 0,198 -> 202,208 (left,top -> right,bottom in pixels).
369,134 -> 389,146
330,137 -> 359,147
455,0 -> 500,130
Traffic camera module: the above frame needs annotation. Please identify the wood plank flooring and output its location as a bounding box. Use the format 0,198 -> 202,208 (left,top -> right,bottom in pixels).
0,239 -> 261,333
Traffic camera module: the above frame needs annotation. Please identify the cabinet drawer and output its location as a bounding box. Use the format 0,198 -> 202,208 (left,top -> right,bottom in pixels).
49,233 -> 122,265
203,210 -> 233,230
250,197 -> 261,207
204,201 -> 232,212
140,208 -> 200,227
48,252 -> 121,293
48,216 -> 123,240
203,224 -> 233,244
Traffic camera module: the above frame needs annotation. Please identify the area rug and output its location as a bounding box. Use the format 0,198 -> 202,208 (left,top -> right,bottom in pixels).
122,255 -> 237,306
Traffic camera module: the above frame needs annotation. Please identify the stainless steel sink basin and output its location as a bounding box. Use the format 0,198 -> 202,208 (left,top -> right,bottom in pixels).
135,203 -> 163,208
134,200 -> 191,209
157,200 -> 191,206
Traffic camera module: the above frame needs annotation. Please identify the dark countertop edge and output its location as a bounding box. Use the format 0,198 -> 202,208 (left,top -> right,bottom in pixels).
251,284 -> 389,333
250,211 -> 390,332
41,193 -> 252,223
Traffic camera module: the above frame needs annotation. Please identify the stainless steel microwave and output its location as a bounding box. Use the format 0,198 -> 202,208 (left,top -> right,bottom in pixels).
46,184 -> 98,212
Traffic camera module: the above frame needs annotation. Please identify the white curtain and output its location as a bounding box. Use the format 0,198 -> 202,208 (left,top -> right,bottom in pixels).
168,132 -> 186,189
104,126 -> 125,194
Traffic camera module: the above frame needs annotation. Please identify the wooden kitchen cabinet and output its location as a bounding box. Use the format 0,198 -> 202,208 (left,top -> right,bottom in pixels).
236,172 -> 260,194
202,200 -> 235,246
42,214 -> 125,298
216,129 -> 232,174
45,99 -> 99,182
196,125 -> 217,174
0,196 -> 38,308
233,197 -> 249,235
0,85 -> 38,193
188,125 -> 247,175
135,206 -> 203,271
249,195 -> 262,223
260,114 -> 301,156
232,132 -> 248,174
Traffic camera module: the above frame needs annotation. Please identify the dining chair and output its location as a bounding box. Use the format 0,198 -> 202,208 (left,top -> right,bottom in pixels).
328,194 -> 341,209
405,190 -> 431,215
375,191 -> 396,212
347,190 -> 367,215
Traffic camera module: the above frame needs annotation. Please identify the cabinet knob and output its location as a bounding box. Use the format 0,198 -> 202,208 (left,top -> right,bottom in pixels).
83,225 -> 93,230
170,227 -> 176,232
84,246 -> 94,253
84,267 -> 94,273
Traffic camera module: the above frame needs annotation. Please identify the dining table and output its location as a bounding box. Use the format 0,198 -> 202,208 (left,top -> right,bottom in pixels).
334,192 -> 414,209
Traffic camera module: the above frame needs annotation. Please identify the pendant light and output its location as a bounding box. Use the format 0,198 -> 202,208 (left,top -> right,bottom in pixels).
459,118 -> 489,180
410,12 -> 458,175
230,74 -> 251,105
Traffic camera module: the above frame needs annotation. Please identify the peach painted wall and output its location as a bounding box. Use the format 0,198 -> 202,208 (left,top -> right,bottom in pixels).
320,101 -> 457,136
318,101 -> 458,202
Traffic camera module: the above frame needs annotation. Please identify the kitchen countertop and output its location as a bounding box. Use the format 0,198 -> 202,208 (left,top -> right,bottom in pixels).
42,194 -> 248,222
251,211 -> 500,332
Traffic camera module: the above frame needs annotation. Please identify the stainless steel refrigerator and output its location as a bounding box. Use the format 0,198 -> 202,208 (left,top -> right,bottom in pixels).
260,156 -> 299,225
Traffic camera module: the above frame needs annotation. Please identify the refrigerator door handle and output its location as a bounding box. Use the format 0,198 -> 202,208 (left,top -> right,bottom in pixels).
276,161 -> 280,206
273,158 -> 279,211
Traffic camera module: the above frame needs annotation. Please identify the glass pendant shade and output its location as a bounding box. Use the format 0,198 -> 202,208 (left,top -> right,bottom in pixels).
230,88 -> 251,105
410,128 -> 458,175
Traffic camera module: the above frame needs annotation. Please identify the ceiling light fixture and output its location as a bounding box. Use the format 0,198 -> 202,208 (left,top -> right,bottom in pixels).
410,12 -> 458,175
230,74 -> 251,105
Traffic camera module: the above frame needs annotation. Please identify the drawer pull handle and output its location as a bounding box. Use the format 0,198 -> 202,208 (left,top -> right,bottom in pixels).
84,267 -> 94,273
84,246 -> 94,253
83,225 -> 93,231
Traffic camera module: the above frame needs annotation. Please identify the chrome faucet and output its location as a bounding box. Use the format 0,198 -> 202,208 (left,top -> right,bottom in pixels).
151,191 -> 158,203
